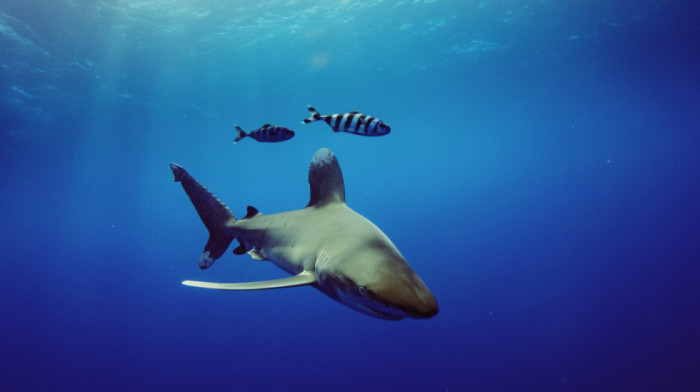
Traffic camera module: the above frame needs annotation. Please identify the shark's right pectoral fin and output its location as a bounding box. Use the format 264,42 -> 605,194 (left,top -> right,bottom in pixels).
182,271 -> 317,291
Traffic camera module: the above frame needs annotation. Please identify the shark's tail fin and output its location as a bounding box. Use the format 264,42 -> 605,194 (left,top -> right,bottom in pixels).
302,105 -> 322,124
234,125 -> 247,143
170,163 -> 236,269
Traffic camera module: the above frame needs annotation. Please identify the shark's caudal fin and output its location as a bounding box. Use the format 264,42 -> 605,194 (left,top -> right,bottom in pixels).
170,163 -> 236,269
306,148 -> 345,207
302,105 -> 322,124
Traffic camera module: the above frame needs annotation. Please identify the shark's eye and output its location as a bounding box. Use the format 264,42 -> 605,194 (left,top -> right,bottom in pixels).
358,286 -> 367,297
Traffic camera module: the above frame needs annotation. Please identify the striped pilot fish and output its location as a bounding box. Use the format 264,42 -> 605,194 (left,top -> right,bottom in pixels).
234,124 -> 295,143
302,106 -> 390,136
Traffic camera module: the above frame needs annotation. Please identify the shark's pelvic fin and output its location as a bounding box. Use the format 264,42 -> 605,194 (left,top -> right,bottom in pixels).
182,271 -> 317,291
247,249 -> 265,261
306,148 -> 345,207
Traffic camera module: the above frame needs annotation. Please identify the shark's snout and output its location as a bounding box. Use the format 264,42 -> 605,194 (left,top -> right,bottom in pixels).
384,282 -> 439,319
407,290 -> 439,319
356,270 -> 439,320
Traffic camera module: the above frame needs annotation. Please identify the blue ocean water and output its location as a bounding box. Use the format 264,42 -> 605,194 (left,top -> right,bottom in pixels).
2,0 -> 699,390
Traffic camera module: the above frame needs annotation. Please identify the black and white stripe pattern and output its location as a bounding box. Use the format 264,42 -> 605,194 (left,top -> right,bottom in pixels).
302,106 -> 390,137
235,124 -> 295,143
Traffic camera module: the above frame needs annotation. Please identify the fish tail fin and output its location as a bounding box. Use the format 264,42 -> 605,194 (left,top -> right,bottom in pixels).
170,163 -> 236,269
234,125 -> 246,143
302,105 -> 322,124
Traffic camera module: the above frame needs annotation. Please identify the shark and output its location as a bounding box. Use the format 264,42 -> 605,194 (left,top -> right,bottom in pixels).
170,148 -> 438,320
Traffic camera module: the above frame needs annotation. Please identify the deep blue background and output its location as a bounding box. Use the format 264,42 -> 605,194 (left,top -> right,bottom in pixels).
2,1 -> 699,391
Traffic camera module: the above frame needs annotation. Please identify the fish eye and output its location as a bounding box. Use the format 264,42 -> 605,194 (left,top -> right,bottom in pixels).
358,286 -> 367,296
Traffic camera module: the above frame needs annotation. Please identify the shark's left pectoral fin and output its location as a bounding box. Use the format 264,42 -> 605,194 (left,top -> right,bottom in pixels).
182,271 -> 317,291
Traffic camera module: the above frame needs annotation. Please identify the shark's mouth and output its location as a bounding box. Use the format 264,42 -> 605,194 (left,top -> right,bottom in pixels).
361,306 -> 404,321
342,295 -> 405,321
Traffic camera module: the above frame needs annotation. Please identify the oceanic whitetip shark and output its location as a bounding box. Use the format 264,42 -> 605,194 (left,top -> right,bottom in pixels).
170,148 -> 438,320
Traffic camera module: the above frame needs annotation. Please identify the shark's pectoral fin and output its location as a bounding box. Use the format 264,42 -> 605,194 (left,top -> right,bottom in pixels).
182,271 -> 317,291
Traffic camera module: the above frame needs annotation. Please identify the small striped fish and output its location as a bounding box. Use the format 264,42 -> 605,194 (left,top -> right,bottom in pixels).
234,124 -> 295,143
302,106 -> 390,137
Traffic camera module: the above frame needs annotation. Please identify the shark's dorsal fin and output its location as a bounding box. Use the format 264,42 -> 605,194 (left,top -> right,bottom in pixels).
182,271 -> 317,291
243,205 -> 261,219
307,148 -> 345,207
